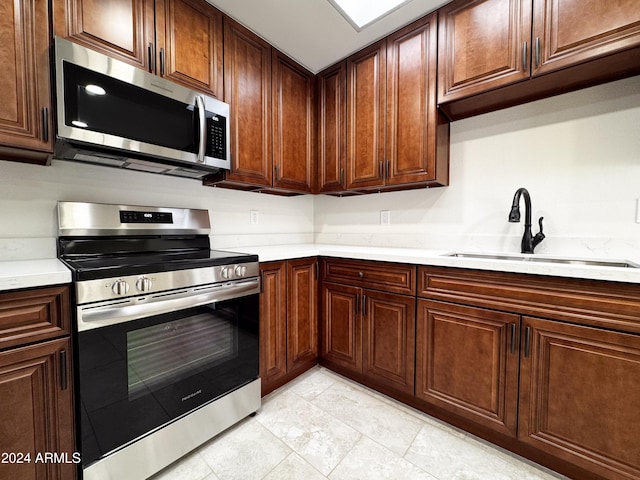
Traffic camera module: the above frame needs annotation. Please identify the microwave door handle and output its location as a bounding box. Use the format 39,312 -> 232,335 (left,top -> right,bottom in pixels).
195,95 -> 206,163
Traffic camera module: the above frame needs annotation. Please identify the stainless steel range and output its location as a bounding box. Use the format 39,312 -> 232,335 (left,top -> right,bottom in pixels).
57,201 -> 260,480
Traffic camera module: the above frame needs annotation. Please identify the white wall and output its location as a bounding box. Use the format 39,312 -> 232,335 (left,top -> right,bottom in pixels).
1,75 -> 639,262
315,75 -> 640,259
0,159 -> 314,260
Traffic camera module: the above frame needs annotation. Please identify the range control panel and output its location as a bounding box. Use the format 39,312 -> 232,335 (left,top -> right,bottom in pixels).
120,210 -> 174,224
75,262 -> 260,304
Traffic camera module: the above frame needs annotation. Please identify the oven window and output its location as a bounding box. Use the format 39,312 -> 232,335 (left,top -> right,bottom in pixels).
127,308 -> 237,399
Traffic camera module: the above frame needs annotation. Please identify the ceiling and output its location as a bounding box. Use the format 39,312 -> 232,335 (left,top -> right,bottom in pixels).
207,0 -> 448,73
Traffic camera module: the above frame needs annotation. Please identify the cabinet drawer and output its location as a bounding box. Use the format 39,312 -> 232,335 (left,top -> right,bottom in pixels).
418,266 -> 640,334
323,258 -> 415,294
0,286 -> 71,350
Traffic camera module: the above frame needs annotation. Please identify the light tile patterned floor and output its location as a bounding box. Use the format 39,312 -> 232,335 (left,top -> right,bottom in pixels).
150,367 -> 568,480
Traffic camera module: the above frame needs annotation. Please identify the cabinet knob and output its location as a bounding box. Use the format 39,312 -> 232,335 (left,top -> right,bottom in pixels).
358,272 -> 364,278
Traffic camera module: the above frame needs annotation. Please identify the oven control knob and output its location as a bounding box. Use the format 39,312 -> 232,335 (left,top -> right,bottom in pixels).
136,276 -> 153,292
112,280 -> 129,296
221,266 -> 233,279
234,265 -> 247,277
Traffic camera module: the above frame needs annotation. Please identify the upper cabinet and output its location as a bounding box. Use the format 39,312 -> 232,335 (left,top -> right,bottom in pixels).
214,18 -> 273,188
204,18 -> 315,194
0,0 -> 53,164
437,0 -> 533,104
346,40 -> 387,191
53,0 -> 223,98
272,51 -> 315,193
438,0 -> 640,119
385,16 -> 448,188
532,0 -> 640,76
318,13 -> 449,194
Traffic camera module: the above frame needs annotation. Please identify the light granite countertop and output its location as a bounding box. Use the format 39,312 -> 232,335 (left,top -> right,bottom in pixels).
227,243 -> 640,284
3,243 -> 640,293
0,259 -> 72,292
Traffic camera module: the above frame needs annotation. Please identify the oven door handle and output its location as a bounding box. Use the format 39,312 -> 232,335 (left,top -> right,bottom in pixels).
77,279 -> 260,330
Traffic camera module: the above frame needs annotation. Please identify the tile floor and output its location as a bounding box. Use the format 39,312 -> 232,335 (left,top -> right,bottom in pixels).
151,367 -> 568,480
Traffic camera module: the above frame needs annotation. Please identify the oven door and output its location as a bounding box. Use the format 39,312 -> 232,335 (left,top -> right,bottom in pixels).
76,287 -> 259,468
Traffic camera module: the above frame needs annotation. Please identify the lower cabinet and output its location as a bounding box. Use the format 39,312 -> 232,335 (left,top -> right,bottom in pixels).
417,266 -> 640,480
416,299 -> 520,436
259,258 -> 318,395
0,328 -> 75,480
262,256 -> 640,480
320,258 -> 416,395
519,317 -> 640,480
0,285 -> 75,480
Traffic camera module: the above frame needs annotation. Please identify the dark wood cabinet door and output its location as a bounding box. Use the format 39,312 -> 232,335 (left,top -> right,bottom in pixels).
259,261 -> 287,393
272,51 -> 315,193
321,282 -> 362,373
53,0 -> 155,70
532,0 -> 640,76
519,317 -> 640,480
223,18 -> 272,187
0,337 -> 75,480
385,14 -> 439,186
316,62 -> 346,193
416,299 -> 520,437
155,0 -> 223,97
362,290 -> 415,394
0,0 -> 52,159
438,0 -> 533,104
286,258 -> 318,372
346,40 -> 386,190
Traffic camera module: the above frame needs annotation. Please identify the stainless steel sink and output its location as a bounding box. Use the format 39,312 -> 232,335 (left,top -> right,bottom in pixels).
444,252 -> 640,268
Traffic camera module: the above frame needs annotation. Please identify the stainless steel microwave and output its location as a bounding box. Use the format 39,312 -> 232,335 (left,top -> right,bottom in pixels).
54,37 -> 230,179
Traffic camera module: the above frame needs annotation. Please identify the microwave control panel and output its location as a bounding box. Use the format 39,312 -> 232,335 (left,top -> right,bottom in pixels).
207,113 -> 227,160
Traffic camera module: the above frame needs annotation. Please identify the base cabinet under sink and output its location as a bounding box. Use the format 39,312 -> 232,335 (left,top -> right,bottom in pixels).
415,300 -> 520,437
417,266 -> 640,480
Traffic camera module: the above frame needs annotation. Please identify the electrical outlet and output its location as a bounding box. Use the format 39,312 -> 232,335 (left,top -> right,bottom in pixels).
636,199 -> 640,223
250,210 -> 259,225
380,210 -> 390,225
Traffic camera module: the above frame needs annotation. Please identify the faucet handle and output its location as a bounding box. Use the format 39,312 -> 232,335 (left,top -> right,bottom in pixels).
533,216 -> 545,248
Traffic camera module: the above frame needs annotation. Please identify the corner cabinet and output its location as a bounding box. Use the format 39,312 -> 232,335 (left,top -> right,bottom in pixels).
438,0 -> 640,119
317,13 -> 449,194
0,0 -> 53,164
320,258 -> 416,395
260,258 -> 318,395
53,0 -> 223,98
0,285 -> 75,480
204,19 -> 314,195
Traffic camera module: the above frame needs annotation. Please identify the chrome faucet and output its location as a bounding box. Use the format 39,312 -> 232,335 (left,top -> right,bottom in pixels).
508,187 -> 545,254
